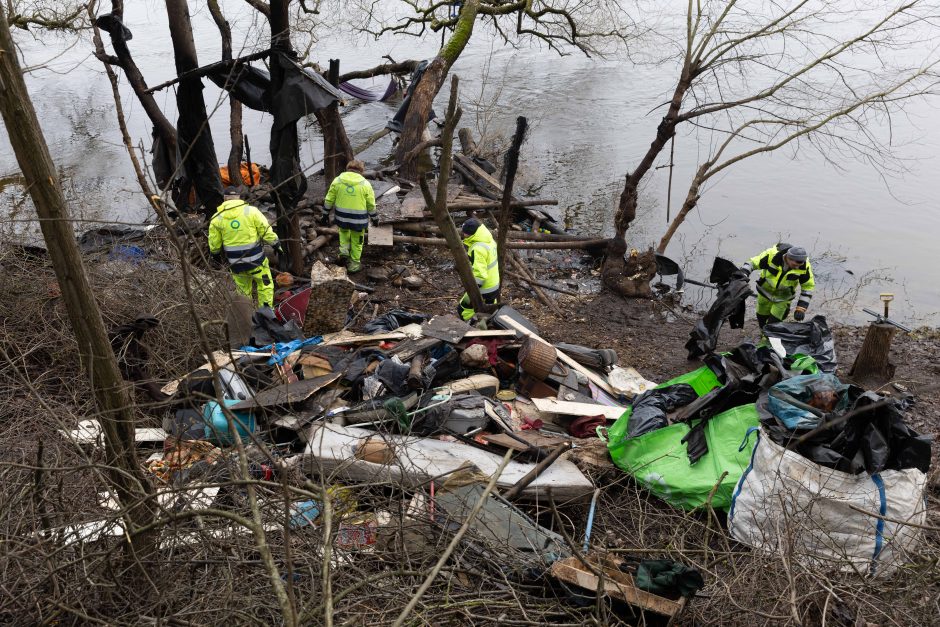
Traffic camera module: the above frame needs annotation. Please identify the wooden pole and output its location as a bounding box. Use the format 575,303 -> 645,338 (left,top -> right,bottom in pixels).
0,6 -> 155,539
496,117 -> 527,280
420,76 -> 486,314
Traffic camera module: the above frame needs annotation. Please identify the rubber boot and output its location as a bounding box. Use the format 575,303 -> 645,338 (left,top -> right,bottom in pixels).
347,259 -> 362,274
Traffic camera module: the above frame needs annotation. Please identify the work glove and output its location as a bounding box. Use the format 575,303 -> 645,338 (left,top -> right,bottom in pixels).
273,243 -> 285,257
731,268 -> 750,281
793,307 -> 807,322
370,214 -> 379,227
210,251 -> 225,268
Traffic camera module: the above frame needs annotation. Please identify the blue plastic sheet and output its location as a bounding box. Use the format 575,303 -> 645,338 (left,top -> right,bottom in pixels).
240,336 -> 323,365
766,373 -> 849,429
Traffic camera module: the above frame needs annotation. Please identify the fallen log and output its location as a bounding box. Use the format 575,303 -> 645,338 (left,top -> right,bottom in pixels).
508,251 -> 563,317
447,199 -> 558,211
394,223 -> 597,242
318,226 -> 607,250
505,270 -> 578,296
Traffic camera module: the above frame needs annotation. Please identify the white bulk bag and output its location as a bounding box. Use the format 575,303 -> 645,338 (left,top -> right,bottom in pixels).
728,427 -> 927,576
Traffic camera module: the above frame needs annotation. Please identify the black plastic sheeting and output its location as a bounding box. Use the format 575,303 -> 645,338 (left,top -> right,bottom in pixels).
762,316 -> 837,373
375,358 -> 412,396
685,277 -> 752,359
207,64 -> 272,112
250,307 -> 303,346
386,60 -> 437,133
554,343 -> 618,370
759,384 -> 931,474
627,384 -> 698,438
362,310 -> 431,334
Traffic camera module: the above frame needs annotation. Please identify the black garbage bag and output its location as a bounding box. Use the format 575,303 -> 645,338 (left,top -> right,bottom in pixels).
362,310 -> 430,334
634,560 -> 705,599
762,315 -> 837,372
628,384 -> 698,438
759,385 -> 931,474
410,392 -> 487,436
685,277 -> 753,359
375,357 -> 412,396
250,307 -> 303,346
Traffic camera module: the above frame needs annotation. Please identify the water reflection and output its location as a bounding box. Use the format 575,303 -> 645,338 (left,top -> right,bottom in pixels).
0,2 -> 937,325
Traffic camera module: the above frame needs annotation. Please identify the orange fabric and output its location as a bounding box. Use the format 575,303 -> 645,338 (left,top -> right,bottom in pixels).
220,162 -> 262,187
187,162 -> 263,205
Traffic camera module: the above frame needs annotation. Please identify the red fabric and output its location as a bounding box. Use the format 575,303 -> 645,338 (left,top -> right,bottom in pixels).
521,417 -> 544,431
569,414 -> 605,438
463,338 -> 504,366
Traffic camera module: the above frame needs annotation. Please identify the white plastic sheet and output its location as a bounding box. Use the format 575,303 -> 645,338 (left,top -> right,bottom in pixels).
728,427 -> 927,576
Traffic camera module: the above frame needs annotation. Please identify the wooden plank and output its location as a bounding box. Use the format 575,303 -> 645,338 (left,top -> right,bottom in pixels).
531,397 -> 626,421
319,326 -> 514,346
321,323 -> 424,345
230,372 -> 341,410
481,432 -> 568,452
496,316 -> 619,396
549,557 -> 683,617
368,224 -> 394,246
400,186 -> 425,218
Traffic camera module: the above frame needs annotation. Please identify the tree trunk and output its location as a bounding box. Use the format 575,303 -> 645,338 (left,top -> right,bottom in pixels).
207,0 -> 244,186
0,6 -> 155,549
604,73 -> 692,296
269,0 -> 304,276
495,117 -> 527,279
421,76 -> 485,314
165,0 -> 224,217
657,162 -> 708,253
849,323 -> 898,389
396,0 -> 480,181
315,59 -> 354,183
96,1 -> 178,186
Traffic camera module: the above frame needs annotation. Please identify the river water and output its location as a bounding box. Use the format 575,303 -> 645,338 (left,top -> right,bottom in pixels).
1,1 -> 938,326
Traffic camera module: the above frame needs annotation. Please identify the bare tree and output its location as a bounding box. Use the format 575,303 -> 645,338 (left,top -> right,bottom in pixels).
0,0 -> 156,562
606,0 -> 940,292
363,0 -> 635,180
208,0 -> 245,187
4,1 -> 85,30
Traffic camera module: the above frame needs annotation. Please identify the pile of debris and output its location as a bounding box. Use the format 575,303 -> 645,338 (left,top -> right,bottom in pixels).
62,262 -> 710,621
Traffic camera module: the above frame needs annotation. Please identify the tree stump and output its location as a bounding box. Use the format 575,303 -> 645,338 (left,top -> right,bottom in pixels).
304,261 -> 355,335
848,323 -> 897,389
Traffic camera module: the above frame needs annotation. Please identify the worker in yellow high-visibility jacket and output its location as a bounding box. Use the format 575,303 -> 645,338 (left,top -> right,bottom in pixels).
208,188 -> 282,308
457,218 -> 501,321
324,160 -> 376,273
740,243 -> 815,328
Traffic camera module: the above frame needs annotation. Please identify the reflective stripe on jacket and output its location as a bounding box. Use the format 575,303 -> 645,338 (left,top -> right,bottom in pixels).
325,171 -> 376,232
462,224 -> 500,295
208,199 -> 279,273
746,245 -> 815,308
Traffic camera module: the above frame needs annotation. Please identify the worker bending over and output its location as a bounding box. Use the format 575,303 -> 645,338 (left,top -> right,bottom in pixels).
458,218 -> 500,321
208,188 -> 282,309
740,243 -> 815,328
324,160 -> 376,274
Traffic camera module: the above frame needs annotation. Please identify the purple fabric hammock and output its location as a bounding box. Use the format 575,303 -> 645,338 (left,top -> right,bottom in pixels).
339,77 -> 400,102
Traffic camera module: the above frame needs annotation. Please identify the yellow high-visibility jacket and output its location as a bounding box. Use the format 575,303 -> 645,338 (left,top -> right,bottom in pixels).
208,199 -> 279,272
745,244 -> 815,309
462,224 -> 500,296
325,171 -> 376,232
